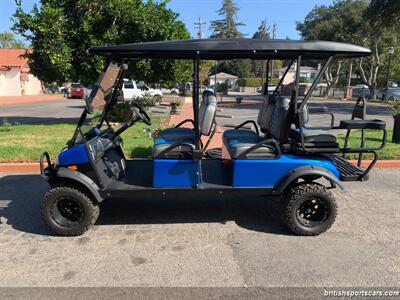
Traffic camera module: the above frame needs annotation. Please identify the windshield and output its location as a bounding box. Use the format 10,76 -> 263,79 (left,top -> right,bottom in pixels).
88,61 -> 122,112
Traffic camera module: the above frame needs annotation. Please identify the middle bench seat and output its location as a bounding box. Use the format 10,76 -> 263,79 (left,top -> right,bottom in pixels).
222,94 -> 275,144
223,96 -> 291,159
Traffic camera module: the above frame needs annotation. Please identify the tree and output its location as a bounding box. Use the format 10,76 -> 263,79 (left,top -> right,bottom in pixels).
368,0 -> 400,29
13,0 -> 191,86
252,20 -> 270,77
296,0 -> 399,99
0,31 -> 26,48
210,0 -> 245,38
252,20 -> 270,40
209,0 -> 251,78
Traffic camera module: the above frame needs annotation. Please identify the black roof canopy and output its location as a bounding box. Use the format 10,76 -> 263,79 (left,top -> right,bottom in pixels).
88,38 -> 371,60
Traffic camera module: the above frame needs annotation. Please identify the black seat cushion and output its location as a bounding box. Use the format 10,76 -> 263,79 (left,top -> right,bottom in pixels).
157,128 -> 195,140
222,129 -> 259,145
225,136 -> 275,159
290,128 -> 337,143
152,136 -> 195,159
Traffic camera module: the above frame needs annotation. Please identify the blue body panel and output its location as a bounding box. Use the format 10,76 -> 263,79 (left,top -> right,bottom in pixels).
57,144 -> 89,166
232,154 -> 339,188
153,159 -> 196,188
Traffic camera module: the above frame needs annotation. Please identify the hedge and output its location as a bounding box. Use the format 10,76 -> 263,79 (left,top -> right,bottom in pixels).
238,77 -> 281,87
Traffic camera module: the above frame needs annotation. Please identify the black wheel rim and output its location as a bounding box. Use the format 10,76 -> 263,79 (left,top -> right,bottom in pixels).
296,197 -> 328,228
51,197 -> 84,228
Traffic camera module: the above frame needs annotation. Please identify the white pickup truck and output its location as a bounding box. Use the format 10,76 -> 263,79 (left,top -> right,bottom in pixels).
122,79 -> 163,101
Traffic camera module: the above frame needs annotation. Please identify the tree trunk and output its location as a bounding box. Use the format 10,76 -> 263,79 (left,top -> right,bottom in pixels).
323,61 -> 341,98
369,83 -> 377,100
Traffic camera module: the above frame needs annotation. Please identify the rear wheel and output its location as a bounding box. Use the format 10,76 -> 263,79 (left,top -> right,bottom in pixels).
282,183 -> 337,236
41,185 -> 100,236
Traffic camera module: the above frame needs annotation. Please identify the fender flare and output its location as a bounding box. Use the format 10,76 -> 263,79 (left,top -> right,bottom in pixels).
274,165 -> 344,195
55,167 -> 104,203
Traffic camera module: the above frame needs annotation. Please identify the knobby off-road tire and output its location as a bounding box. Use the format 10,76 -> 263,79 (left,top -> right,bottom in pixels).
41,185 -> 100,236
282,182 -> 337,236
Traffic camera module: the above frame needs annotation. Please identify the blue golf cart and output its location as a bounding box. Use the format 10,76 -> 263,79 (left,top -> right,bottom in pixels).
40,39 -> 387,236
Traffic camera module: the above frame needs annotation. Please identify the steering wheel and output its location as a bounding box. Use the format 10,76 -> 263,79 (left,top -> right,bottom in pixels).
132,103 -> 151,126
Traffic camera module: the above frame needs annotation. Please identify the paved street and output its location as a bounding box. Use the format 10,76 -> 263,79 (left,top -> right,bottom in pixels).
0,98 -> 85,124
0,169 -> 398,287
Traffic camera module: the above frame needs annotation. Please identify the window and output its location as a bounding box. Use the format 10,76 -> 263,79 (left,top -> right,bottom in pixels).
136,81 -> 149,91
123,80 -> 134,89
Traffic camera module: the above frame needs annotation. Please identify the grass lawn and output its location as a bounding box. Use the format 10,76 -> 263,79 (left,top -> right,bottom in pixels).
337,128 -> 400,160
0,115 -> 167,163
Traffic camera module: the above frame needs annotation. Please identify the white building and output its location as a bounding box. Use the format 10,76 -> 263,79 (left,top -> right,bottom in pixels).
0,49 -> 42,96
209,72 -> 238,89
275,64 -> 318,85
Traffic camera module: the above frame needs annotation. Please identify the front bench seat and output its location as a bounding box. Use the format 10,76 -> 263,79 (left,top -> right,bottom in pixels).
152,92 -> 217,158
152,137 -> 195,159
156,90 -> 216,141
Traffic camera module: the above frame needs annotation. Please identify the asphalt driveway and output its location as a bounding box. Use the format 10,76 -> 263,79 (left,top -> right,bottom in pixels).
0,169 -> 398,287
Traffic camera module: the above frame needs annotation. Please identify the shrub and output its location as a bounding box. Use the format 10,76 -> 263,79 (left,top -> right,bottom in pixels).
0,118 -> 12,132
236,78 -> 247,87
216,81 -> 229,94
134,93 -> 158,108
107,103 -> 133,123
170,99 -> 183,108
299,76 -> 309,83
241,77 -> 263,87
389,100 -> 400,116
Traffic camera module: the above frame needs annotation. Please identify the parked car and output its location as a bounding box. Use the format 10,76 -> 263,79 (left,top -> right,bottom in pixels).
69,83 -> 85,99
352,84 -> 370,98
353,84 -> 400,100
377,88 -> 400,101
122,79 -> 162,101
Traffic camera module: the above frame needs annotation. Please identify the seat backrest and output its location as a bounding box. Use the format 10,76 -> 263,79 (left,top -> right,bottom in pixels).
268,97 -> 291,141
199,91 -> 217,136
299,103 -> 310,125
259,95 -> 278,133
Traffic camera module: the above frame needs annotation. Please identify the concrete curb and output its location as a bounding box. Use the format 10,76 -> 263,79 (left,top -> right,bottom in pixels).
1,160 -> 400,174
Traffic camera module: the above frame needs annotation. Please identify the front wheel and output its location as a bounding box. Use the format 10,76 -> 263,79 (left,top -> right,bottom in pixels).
282,183 -> 337,236
41,185 -> 100,236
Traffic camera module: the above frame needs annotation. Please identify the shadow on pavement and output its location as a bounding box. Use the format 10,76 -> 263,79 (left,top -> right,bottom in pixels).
0,117 -> 79,125
0,174 -> 291,236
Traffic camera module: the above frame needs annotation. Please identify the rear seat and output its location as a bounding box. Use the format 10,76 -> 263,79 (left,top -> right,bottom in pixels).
223,96 -> 291,159
290,104 -> 338,148
152,91 -> 217,158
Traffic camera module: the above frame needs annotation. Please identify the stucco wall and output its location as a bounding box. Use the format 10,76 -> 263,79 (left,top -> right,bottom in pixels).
0,68 -> 42,96
0,68 -> 22,96
22,74 -> 42,95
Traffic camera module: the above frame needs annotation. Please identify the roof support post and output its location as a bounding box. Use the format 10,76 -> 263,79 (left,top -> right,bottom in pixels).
193,55 -> 201,150
299,56 -> 333,110
263,59 -> 270,95
293,55 -> 302,114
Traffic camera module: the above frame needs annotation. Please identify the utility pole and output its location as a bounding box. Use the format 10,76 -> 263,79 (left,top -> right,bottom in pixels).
270,23 -> 277,82
194,17 -> 206,39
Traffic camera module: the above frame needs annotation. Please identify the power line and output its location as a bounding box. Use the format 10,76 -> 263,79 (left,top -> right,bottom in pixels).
194,17 -> 206,39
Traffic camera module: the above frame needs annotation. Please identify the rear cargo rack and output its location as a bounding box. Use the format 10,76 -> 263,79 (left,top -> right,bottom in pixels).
325,154 -> 369,181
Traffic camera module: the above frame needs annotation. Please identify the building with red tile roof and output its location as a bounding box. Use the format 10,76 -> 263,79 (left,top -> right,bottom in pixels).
0,48 -> 42,96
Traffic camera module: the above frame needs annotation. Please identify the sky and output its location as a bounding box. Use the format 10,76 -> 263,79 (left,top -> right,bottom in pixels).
0,0 -> 334,41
